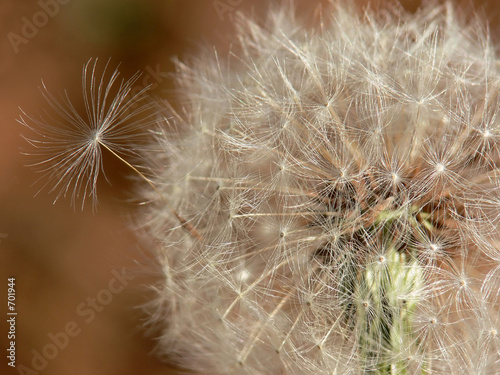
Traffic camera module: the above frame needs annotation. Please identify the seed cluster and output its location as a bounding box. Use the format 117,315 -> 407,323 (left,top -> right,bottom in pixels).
145,2 -> 500,374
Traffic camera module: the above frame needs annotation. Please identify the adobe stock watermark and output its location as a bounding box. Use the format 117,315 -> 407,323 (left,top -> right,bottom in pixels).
15,268 -> 135,375
213,0 -> 244,22
125,64 -> 165,115
132,64 -> 164,98
7,0 -> 73,54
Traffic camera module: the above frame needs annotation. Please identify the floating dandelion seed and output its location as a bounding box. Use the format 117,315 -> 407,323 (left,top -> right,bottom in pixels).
20,58 -> 157,210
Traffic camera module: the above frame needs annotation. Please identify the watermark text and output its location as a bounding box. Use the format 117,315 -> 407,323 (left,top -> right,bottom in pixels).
213,0 -> 244,22
15,269 -> 134,375
7,278 -> 17,368
7,0 -> 73,54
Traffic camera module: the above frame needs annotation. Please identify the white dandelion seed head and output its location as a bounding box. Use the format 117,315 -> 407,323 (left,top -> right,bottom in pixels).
141,2 -> 500,374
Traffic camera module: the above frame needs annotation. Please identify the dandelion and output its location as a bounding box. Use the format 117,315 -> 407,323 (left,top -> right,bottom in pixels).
20,58 -> 157,210
143,2 -> 500,374
22,1 -> 500,374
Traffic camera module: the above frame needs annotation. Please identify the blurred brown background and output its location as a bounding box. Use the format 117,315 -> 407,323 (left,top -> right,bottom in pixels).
0,1 -> 497,375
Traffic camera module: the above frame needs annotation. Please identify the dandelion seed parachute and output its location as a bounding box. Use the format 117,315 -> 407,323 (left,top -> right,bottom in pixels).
144,2 -> 500,374
20,58 -> 157,210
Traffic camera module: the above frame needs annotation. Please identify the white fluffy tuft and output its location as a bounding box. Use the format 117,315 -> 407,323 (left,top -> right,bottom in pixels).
145,2 -> 500,374
20,1 -> 500,374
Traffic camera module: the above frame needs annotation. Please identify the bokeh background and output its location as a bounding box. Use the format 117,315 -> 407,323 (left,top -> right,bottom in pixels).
0,1 -> 498,374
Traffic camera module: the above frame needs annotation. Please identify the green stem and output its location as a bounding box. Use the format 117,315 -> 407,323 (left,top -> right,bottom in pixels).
351,208 -> 426,374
